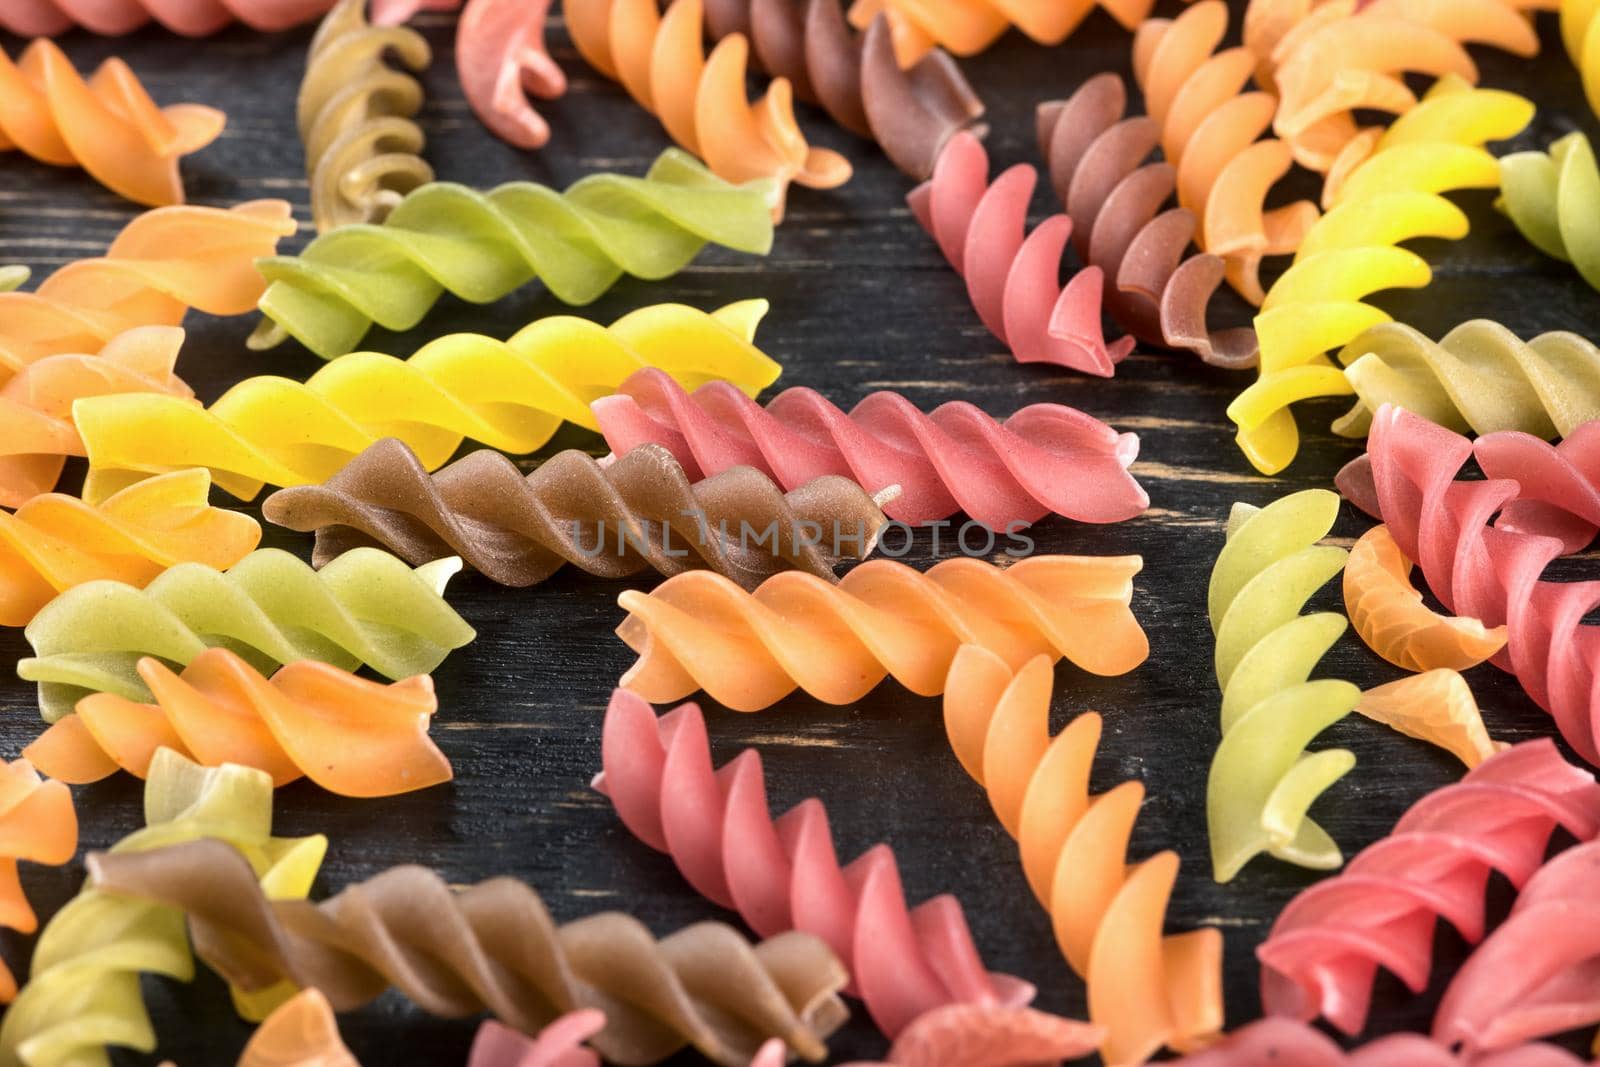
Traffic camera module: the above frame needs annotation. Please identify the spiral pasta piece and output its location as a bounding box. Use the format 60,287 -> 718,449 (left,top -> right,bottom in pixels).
701,0 -> 985,180
248,150 -> 775,359
238,989 -> 359,1067
1434,838 -> 1600,1054
616,554 -> 1149,711
1165,1016 -> 1592,1067
1208,489 -> 1356,882
26,647 -> 449,797
595,687 -> 1037,1039
1258,738 -> 1600,1036
263,438 -> 888,589
1036,73 -> 1259,371
941,647 -> 1223,1065
0,748 -> 328,1067
19,546 -> 474,724
1344,524 -> 1507,672
844,0 -> 1157,67
1354,669 -> 1505,769
909,132 -> 1133,376
454,0 -> 565,149
0,759 -> 76,1005
86,837 -> 850,1067
469,1014 -> 604,1067
76,301 -> 781,503
593,367 -> 1147,528
1473,421 -> 1600,552
297,0 -> 432,234
1565,0 -> 1600,119
0,0 -> 457,37
0,200 -> 296,378
1499,132 -> 1600,293
0,469 -> 261,629
749,1005 -> 1105,1067
1332,319 -> 1600,442
565,0 -> 852,220
1227,75 -> 1535,475
1132,1 -> 1318,305
0,39 -> 224,207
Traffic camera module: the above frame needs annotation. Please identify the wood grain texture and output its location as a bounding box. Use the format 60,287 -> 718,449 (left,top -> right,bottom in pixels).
3,3 -> 1600,1063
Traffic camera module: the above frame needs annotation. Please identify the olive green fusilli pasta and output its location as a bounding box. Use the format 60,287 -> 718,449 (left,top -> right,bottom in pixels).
1499,131 -> 1600,293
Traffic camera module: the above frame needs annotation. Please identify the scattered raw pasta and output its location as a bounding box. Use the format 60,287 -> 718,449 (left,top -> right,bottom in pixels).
702,0 -> 986,180
26,648 -> 449,796
263,438 -> 888,589
0,469 -> 261,628
1354,669 -> 1505,768
19,547 -> 474,723
1163,1016 -> 1594,1066
1208,489 -> 1355,882
910,131 -> 1133,376
1036,74 -> 1259,370
86,837 -> 850,1067
565,0 -> 852,220
593,367 -> 1148,528
297,0 -> 433,233
0,749 -> 328,1065
1228,75 -> 1535,475
0,0 -> 458,36
1499,132 -> 1600,292
238,989 -> 359,1067
847,0 -> 1157,67
469,1014 -> 604,1067
0,40 -> 224,206
615,555 -> 1149,711
594,688 -> 1034,1039
941,647 -> 1223,1065
1258,739 -> 1600,1036
1344,524 -> 1507,672
454,0 -> 565,149
248,149 -> 775,358
0,759 -> 76,1004
0,201 -> 296,377
74,301 -> 782,502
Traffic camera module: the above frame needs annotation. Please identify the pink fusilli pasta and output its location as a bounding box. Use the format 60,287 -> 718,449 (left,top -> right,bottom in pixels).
1160,1016 -> 1593,1066
1257,739 -> 1600,1037
468,1013 -> 604,1067
1474,422 -> 1600,554
592,368 -> 1147,528
746,1003 -> 1103,1067
0,0 -> 457,36
593,687 -> 1034,1039
454,0 -> 565,149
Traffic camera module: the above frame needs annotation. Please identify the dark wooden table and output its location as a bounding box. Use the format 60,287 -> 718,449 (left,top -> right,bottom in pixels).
2,3 -> 1598,1063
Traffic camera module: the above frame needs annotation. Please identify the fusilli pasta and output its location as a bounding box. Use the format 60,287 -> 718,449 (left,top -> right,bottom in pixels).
469,1014 -> 604,1067
454,0 -> 565,149
846,0 -> 1156,67
1499,132 -> 1600,293
749,1004 -> 1104,1067
1564,0 -> 1600,119
1354,669 -> 1504,768
0,759 -> 76,1003
239,989 -> 359,1067
1164,1016 -> 1590,1066
0,0 -> 456,37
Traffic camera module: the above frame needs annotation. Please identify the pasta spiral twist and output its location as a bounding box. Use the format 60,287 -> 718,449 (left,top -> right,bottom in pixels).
19,546 -> 475,724
1499,132 -> 1600,294
85,837 -> 851,1067
596,687 -> 1034,1040
262,438 -> 888,589
1353,669 -> 1504,770
702,0 -> 985,180
593,367 -> 1147,528
0,327 -> 195,508
565,0 -> 852,221
1133,1 -> 1318,305
615,554 -> 1149,711
941,647 -> 1223,1066
454,0 -> 565,149
1564,0 -> 1600,119
239,989 -> 360,1067
75,301 -> 782,503
0,201 -> 296,378
0,0 -> 456,37
910,132 -> 1133,377
469,1013 -> 604,1067
845,0 -> 1156,67
0,469 -> 261,629
1036,74 -> 1259,371
1166,1016 -> 1591,1067
1257,739 -> 1600,1037
298,0 -> 433,234
0,40 -> 224,207
247,150 -> 776,359
1208,489 -> 1356,882
26,647 -> 449,797
0,759 -> 77,1004
0,748 -> 328,1067
1227,75 -> 1535,475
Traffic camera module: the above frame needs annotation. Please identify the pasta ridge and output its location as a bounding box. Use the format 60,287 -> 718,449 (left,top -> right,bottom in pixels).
468,1014 -> 605,1067
1499,132 -> 1600,293
85,837 -> 851,1067
0,749 -> 328,1067
845,0 -> 1157,67
26,647 -> 451,797
1563,0 -> 1600,120
74,302 -> 782,502
454,0 -> 565,149
0,759 -> 77,1004
1035,74 -> 1259,370
239,989 -> 361,1067
0,0 -> 457,38
614,554 -> 1149,711
1207,488 -> 1356,882
565,0 -> 852,221
18,546 -> 475,724
595,688 -> 1033,1039
247,149 -> 777,359
593,367 -> 1147,528
262,438 -> 888,589
1257,739 -> 1600,1037
941,647 -> 1223,1066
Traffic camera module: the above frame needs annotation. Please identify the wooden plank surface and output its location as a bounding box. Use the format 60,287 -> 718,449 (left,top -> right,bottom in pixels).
2,2 -> 1599,1062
